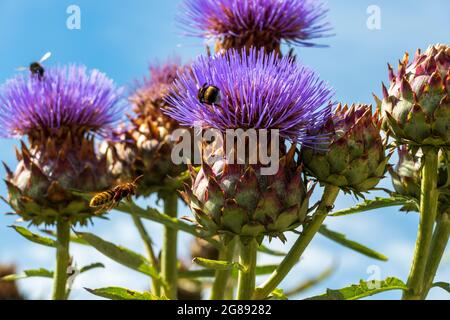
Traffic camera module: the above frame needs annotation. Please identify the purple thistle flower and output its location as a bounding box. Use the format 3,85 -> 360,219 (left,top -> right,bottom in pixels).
131,58 -> 188,111
165,48 -> 333,143
178,0 -> 332,49
0,65 -> 124,140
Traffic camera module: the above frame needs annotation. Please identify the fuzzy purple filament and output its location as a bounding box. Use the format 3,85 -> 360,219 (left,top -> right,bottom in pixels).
0,65 -> 124,139
165,48 -> 333,143
178,0 -> 332,47
133,59 -> 186,103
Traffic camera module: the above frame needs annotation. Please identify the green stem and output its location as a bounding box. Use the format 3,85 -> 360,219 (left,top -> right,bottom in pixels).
161,193 -> 178,299
421,212 -> 450,299
131,212 -> 160,296
236,238 -> 258,300
254,185 -> 340,300
403,148 -> 439,300
52,219 -> 71,300
210,237 -> 237,300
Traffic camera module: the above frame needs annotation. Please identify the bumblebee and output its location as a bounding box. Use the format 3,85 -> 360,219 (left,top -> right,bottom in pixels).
17,52 -> 51,80
29,62 -> 45,79
198,83 -> 221,105
89,175 -> 143,213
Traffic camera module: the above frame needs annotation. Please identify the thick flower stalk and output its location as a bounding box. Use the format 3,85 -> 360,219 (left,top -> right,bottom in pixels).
390,147 -> 450,299
302,103 -> 390,196
166,48 -> 332,299
0,65 -> 124,299
104,60 -> 188,198
178,0 -> 332,54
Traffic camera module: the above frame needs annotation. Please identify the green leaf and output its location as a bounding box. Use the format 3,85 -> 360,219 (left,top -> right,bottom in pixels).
432,282 -> 450,293
79,262 -> 105,273
193,257 -> 246,272
258,244 -> 286,256
179,264 -> 278,279
330,196 -> 417,217
1,268 -> 53,281
9,226 -> 56,247
116,201 -> 222,249
1,262 -> 105,282
319,225 -> 388,261
254,264 -> 278,276
41,229 -> 89,246
306,277 -> 407,300
77,232 -> 161,282
85,287 -> 160,300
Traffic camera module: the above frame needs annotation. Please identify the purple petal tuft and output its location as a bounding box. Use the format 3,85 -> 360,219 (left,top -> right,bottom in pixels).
178,0 -> 332,47
0,65 -> 125,139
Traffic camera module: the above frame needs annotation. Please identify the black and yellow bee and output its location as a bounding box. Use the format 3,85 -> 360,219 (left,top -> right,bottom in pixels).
17,52 -> 52,80
198,83 -> 221,105
89,175 -> 143,214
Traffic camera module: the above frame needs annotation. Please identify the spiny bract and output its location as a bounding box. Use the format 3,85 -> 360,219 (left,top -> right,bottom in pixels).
376,44 -> 450,148
301,104 -> 390,195
181,146 -> 310,242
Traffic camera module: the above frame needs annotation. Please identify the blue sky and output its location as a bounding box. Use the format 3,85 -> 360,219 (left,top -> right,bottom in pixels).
0,0 -> 449,300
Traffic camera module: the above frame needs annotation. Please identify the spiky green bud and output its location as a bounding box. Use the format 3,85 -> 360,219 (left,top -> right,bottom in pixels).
376,44 -> 450,147
181,146 -> 310,242
301,104 -> 390,195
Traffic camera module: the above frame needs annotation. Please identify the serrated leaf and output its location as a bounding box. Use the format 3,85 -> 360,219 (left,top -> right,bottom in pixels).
193,257 -> 246,272
258,244 -> 286,256
330,196 -> 417,217
432,282 -> 450,293
85,287 -> 160,300
77,232 -> 161,282
9,225 -> 56,247
306,277 -> 407,300
319,225 -> 388,261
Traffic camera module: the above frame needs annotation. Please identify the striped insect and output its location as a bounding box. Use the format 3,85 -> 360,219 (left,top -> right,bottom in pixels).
198,83 -> 222,105
89,175 -> 143,214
